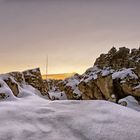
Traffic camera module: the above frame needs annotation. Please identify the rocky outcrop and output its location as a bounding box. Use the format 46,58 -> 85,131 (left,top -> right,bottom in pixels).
56,74 -> 82,100
0,68 -> 49,99
94,47 -> 140,70
47,47 -> 140,102
3,72 -> 25,97
78,74 -> 117,102
23,68 -> 48,96
0,47 -> 139,102
47,73 -> 83,100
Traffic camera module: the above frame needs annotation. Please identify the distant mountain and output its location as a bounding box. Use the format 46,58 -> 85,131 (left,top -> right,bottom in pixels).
42,73 -> 76,80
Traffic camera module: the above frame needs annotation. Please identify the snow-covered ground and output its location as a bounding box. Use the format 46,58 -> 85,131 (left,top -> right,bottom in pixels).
0,94 -> 140,140
0,67 -> 140,140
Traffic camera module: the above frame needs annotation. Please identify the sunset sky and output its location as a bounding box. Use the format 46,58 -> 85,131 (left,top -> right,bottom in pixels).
0,0 -> 140,74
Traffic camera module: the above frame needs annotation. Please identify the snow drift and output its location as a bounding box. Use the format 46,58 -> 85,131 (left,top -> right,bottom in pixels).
0,94 -> 140,140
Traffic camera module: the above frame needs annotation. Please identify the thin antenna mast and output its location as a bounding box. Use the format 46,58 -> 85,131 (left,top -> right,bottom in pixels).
46,55 -> 48,80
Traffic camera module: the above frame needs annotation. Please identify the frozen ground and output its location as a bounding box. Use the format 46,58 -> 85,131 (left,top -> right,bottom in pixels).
0,94 -> 140,140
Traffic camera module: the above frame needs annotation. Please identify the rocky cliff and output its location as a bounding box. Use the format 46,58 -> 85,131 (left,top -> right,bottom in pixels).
48,47 -> 140,104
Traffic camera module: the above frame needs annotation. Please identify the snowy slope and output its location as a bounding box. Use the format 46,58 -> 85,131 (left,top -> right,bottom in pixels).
0,94 -> 140,140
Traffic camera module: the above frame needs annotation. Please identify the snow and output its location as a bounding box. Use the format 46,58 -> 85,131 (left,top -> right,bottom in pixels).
49,91 -> 67,100
134,84 -> 140,89
0,75 -> 48,101
66,78 -> 80,89
73,87 -> 82,97
0,95 -> 140,140
82,66 -> 101,82
0,72 -> 140,139
112,68 -> 138,80
101,69 -> 111,76
101,67 -> 114,77
118,96 -> 140,111
82,66 -> 115,83
18,85 -> 41,98
0,73 -> 11,81
82,66 -> 138,84
120,80 -> 126,84
84,74 -> 98,83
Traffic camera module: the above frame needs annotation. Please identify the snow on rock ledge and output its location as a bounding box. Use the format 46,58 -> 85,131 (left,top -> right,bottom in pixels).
112,68 -> 138,80
0,68 -> 49,101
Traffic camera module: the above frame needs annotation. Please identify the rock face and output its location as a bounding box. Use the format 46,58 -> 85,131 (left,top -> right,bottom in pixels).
3,72 -> 25,97
4,77 -> 19,97
95,75 -> 114,100
94,47 -> 140,70
23,68 -> 48,96
78,74 -> 117,102
47,47 -> 140,102
78,80 -> 104,100
91,47 -> 140,101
